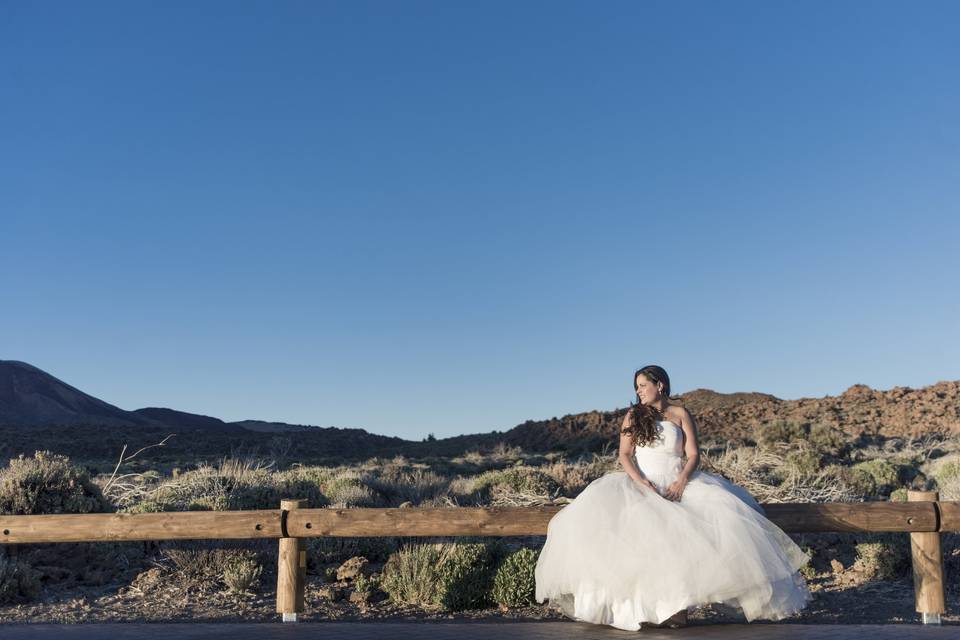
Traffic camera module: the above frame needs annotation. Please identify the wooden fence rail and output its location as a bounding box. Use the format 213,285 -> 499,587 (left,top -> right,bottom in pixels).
1,491 -> 954,624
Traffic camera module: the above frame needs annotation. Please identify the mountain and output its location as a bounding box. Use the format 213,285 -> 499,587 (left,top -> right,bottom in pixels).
0,360 -> 162,427
2,360 -> 957,462
496,382 -> 960,452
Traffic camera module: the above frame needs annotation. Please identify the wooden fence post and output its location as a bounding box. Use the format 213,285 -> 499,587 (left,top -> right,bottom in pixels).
907,490 -> 945,625
277,499 -> 307,622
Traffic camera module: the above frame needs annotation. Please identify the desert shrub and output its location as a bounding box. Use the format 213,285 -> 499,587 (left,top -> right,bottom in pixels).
463,467 -> 561,505
755,421 -> 807,449
222,550 -> 262,595
807,423 -> 849,458
853,537 -> 910,580
161,546 -> 264,592
435,540 -> 505,611
491,547 -> 539,607
381,543 -> 451,607
541,458 -> 614,496
145,458 -> 275,512
781,448 -> 823,480
325,477 -> 382,507
701,446 -> 857,503
353,572 -> 375,594
362,466 -> 449,506
931,458 -> 960,488
0,451 -> 109,515
850,459 -> 901,496
381,540 -> 504,611
123,498 -> 170,513
0,555 -> 41,604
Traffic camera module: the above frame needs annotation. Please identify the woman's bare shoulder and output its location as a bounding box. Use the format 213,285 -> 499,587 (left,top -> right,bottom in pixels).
665,404 -> 693,424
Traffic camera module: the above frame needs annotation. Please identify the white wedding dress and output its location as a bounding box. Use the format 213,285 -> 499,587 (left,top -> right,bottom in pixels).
535,420 -> 812,630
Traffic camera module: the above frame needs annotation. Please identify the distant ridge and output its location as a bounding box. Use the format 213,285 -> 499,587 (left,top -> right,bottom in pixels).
0,360 -> 161,427
133,407 -> 231,431
1,360 -> 956,461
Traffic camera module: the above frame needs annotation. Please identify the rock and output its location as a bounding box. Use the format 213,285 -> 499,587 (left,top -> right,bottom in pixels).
317,586 -> 343,602
336,556 -> 371,581
830,559 -> 845,574
349,589 -> 371,604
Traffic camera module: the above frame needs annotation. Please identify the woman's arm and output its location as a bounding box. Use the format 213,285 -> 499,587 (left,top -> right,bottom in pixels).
676,407 -> 701,481
662,407 -> 701,501
618,411 -> 657,491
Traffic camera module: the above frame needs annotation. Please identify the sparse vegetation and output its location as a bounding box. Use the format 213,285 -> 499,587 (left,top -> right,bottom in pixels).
0,451 -> 108,515
491,547 -> 539,607
0,422 -> 956,623
222,550 -> 263,595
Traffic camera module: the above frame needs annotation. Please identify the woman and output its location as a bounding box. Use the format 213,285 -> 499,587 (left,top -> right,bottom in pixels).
534,365 -> 811,630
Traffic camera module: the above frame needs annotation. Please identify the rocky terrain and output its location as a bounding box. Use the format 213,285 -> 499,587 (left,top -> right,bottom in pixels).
500,382 -> 960,453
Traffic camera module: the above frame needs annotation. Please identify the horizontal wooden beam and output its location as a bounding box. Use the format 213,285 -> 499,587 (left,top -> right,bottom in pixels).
285,502 -> 945,537
761,502 -> 939,533
0,510 -> 282,544
938,500 -> 960,533
0,501 -> 955,544
286,506 -> 561,537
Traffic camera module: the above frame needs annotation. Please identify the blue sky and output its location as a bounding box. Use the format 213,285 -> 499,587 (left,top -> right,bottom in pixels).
2,1 -> 958,440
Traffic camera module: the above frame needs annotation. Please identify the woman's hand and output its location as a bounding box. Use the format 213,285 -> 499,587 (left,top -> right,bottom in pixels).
662,477 -> 687,501
634,478 -> 658,494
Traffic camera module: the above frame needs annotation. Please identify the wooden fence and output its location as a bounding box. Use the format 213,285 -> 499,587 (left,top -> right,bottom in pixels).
1,491 -> 955,625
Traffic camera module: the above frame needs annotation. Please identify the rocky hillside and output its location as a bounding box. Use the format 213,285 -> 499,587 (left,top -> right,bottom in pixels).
498,382 -> 960,452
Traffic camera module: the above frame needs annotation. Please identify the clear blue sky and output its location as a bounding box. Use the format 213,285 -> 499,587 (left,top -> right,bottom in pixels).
2,1 -> 958,440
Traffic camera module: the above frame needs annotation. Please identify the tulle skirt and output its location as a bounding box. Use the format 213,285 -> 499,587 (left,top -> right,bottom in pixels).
534,469 -> 812,630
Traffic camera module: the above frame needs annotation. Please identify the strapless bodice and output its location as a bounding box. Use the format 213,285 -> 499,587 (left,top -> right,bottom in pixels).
634,420 -> 683,486
634,420 -> 684,457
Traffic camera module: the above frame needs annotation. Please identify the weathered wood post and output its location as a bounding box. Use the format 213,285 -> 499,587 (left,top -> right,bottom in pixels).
907,490 -> 945,624
277,499 -> 307,622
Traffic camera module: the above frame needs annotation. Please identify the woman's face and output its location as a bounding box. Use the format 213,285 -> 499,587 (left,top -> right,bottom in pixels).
635,373 -> 661,405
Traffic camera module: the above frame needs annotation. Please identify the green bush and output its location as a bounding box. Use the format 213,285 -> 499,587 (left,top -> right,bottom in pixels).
381,543 -> 450,607
0,451 -> 108,515
491,547 -> 539,607
435,540 -> 505,611
381,540 -> 504,611
353,572 -> 375,594
467,467 -> 561,503
850,459 -> 901,496
0,555 -> 41,604
755,421 -> 807,449
933,460 -> 960,487
807,423 -> 849,458
783,448 -> 823,479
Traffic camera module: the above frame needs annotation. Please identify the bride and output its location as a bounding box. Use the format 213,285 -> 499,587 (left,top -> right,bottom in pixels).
534,365 -> 812,630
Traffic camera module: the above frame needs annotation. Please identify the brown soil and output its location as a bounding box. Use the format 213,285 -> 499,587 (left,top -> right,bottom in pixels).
1,562 -> 956,626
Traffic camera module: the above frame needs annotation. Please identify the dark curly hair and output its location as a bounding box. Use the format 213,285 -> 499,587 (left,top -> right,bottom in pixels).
621,365 -> 672,448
